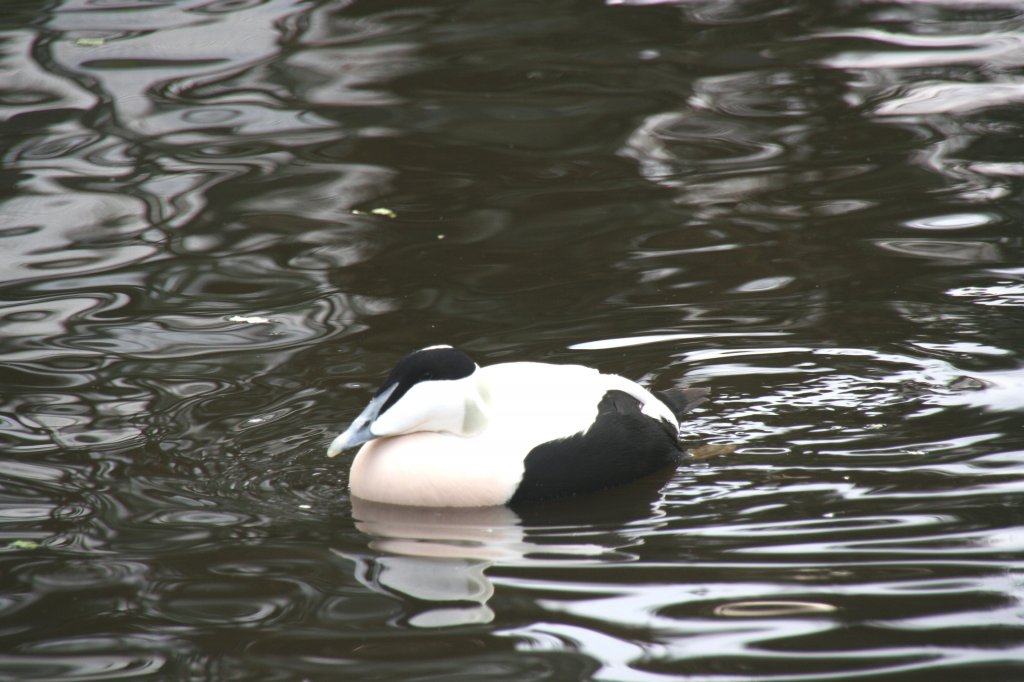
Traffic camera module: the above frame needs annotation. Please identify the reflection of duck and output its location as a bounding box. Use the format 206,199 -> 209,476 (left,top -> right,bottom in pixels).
346,500 -> 520,627
346,492 -> 662,628
327,346 -> 707,507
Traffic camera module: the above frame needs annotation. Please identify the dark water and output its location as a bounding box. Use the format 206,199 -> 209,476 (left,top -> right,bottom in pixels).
3,0 -> 1024,679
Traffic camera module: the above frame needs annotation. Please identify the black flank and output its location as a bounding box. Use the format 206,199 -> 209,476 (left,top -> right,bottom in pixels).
510,390 -> 685,505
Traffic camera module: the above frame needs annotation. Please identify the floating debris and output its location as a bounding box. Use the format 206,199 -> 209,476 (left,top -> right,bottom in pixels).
74,37 -> 106,47
689,443 -> 737,461
8,540 -> 40,550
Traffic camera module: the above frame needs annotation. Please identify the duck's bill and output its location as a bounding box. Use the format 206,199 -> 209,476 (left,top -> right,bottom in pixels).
326,422 -> 373,457
326,383 -> 396,457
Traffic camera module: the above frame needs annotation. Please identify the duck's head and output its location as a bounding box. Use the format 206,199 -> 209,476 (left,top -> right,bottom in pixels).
327,345 -> 489,457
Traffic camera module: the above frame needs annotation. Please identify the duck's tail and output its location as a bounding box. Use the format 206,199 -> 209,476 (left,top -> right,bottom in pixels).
654,387 -> 709,420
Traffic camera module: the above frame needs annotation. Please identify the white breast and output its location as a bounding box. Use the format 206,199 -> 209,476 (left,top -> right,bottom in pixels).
347,361 -> 675,507
349,432 -> 524,506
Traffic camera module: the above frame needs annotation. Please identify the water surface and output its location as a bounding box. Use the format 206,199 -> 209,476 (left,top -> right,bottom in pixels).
2,0 -> 1024,679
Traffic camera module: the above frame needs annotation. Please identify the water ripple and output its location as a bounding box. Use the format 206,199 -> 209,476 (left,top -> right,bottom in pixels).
1,0 -> 1024,679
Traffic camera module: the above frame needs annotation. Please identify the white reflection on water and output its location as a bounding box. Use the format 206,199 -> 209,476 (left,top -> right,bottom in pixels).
872,239 -> 1004,263
342,493 -> 663,626
819,28 -> 1024,71
343,498 -> 622,628
903,213 -> 996,230
346,502 -> 517,627
947,283 -> 1024,307
569,331 -> 787,351
877,81 -> 1024,116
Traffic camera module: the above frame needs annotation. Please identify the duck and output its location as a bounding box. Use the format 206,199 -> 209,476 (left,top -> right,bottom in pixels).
327,345 -> 707,507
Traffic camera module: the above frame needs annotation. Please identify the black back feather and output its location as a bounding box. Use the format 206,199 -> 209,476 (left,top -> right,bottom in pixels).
653,387 -> 709,419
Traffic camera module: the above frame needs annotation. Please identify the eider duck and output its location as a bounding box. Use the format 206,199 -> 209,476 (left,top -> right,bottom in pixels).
327,345 -> 707,507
